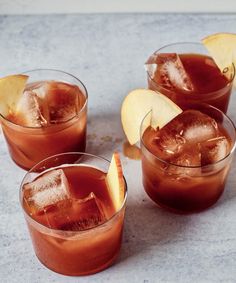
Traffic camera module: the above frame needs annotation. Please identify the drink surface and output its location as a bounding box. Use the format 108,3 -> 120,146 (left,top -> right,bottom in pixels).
23,165 -> 115,230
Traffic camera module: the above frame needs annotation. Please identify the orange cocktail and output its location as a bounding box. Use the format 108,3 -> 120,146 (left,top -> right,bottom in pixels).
0,69 -> 87,170
20,152 -> 127,275
141,104 -> 236,213
146,43 -> 235,113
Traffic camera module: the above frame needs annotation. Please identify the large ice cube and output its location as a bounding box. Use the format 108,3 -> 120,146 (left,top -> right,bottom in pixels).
23,169 -> 70,215
15,90 -> 49,127
201,136 -> 230,165
166,145 -> 201,176
24,81 -> 81,124
182,110 -> 219,143
45,81 -> 80,123
145,53 -> 194,91
154,110 -> 219,159
44,192 -> 107,231
171,145 -> 201,167
25,81 -> 50,100
153,130 -> 186,157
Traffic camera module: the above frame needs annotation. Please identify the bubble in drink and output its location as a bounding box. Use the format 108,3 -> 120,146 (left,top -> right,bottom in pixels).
145,53 -> 194,91
23,169 -> 70,215
43,192 -> 107,231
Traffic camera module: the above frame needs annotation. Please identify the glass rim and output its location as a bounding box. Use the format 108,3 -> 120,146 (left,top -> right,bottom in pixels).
19,152 -> 128,234
146,41 -> 236,93
0,68 -> 88,129
140,104 -> 236,169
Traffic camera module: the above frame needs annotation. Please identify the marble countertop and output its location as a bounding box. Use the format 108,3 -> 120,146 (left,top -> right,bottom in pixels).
0,14 -> 236,283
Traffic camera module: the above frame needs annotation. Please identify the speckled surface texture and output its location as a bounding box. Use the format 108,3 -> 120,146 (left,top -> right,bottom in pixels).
0,14 -> 236,283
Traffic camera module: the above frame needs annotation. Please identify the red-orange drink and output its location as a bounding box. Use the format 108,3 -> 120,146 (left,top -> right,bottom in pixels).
20,153 -> 127,276
146,43 -> 235,113
141,104 -> 236,213
0,70 -> 87,170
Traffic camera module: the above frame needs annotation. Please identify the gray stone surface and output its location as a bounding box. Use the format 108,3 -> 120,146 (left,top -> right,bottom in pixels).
0,13 -> 236,283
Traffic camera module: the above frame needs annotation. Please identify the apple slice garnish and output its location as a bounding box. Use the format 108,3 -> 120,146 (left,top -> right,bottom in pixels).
106,152 -> 125,212
202,33 -> 236,85
121,89 -> 182,145
0,74 -> 29,117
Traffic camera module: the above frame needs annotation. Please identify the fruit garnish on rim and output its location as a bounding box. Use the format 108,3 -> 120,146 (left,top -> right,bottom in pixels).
106,152 -> 125,212
121,89 -> 182,145
0,75 -> 28,117
202,33 -> 236,85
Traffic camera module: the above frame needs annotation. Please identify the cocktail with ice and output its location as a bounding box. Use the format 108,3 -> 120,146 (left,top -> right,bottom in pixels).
121,89 -> 236,213
0,70 -> 87,170
141,103 -> 235,213
145,42 -> 235,113
20,152 -> 127,275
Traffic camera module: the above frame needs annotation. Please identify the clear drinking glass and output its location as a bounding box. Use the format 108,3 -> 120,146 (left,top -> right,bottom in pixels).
20,152 -> 127,276
0,69 -> 88,170
140,103 -> 236,213
146,42 -> 235,113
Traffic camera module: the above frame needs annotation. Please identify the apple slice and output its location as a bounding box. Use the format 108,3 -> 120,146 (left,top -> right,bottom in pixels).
106,152 -> 125,212
202,33 -> 236,85
0,74 -> 29,117
121,89 -> 182,145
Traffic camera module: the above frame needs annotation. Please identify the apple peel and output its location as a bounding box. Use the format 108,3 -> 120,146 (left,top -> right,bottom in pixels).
106,152 -> 125,212
121,89 -> 182,145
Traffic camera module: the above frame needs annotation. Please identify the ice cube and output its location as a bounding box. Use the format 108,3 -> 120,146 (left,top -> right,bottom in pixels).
146,53 -> 194,91
23,169 -> 70,215
166,145 -> 201,176
201,136 -> 230,165
15,90 -> 49,127
24,81 -> 81,124
171,145 -> 201,167
45,81 -> 80,123
25,81 -> 50,100
154,130 -> 186,157
145,53 -> 158,79
182,110 -> 219,143
44,193 -> 107,231
154,110 -> 219,159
